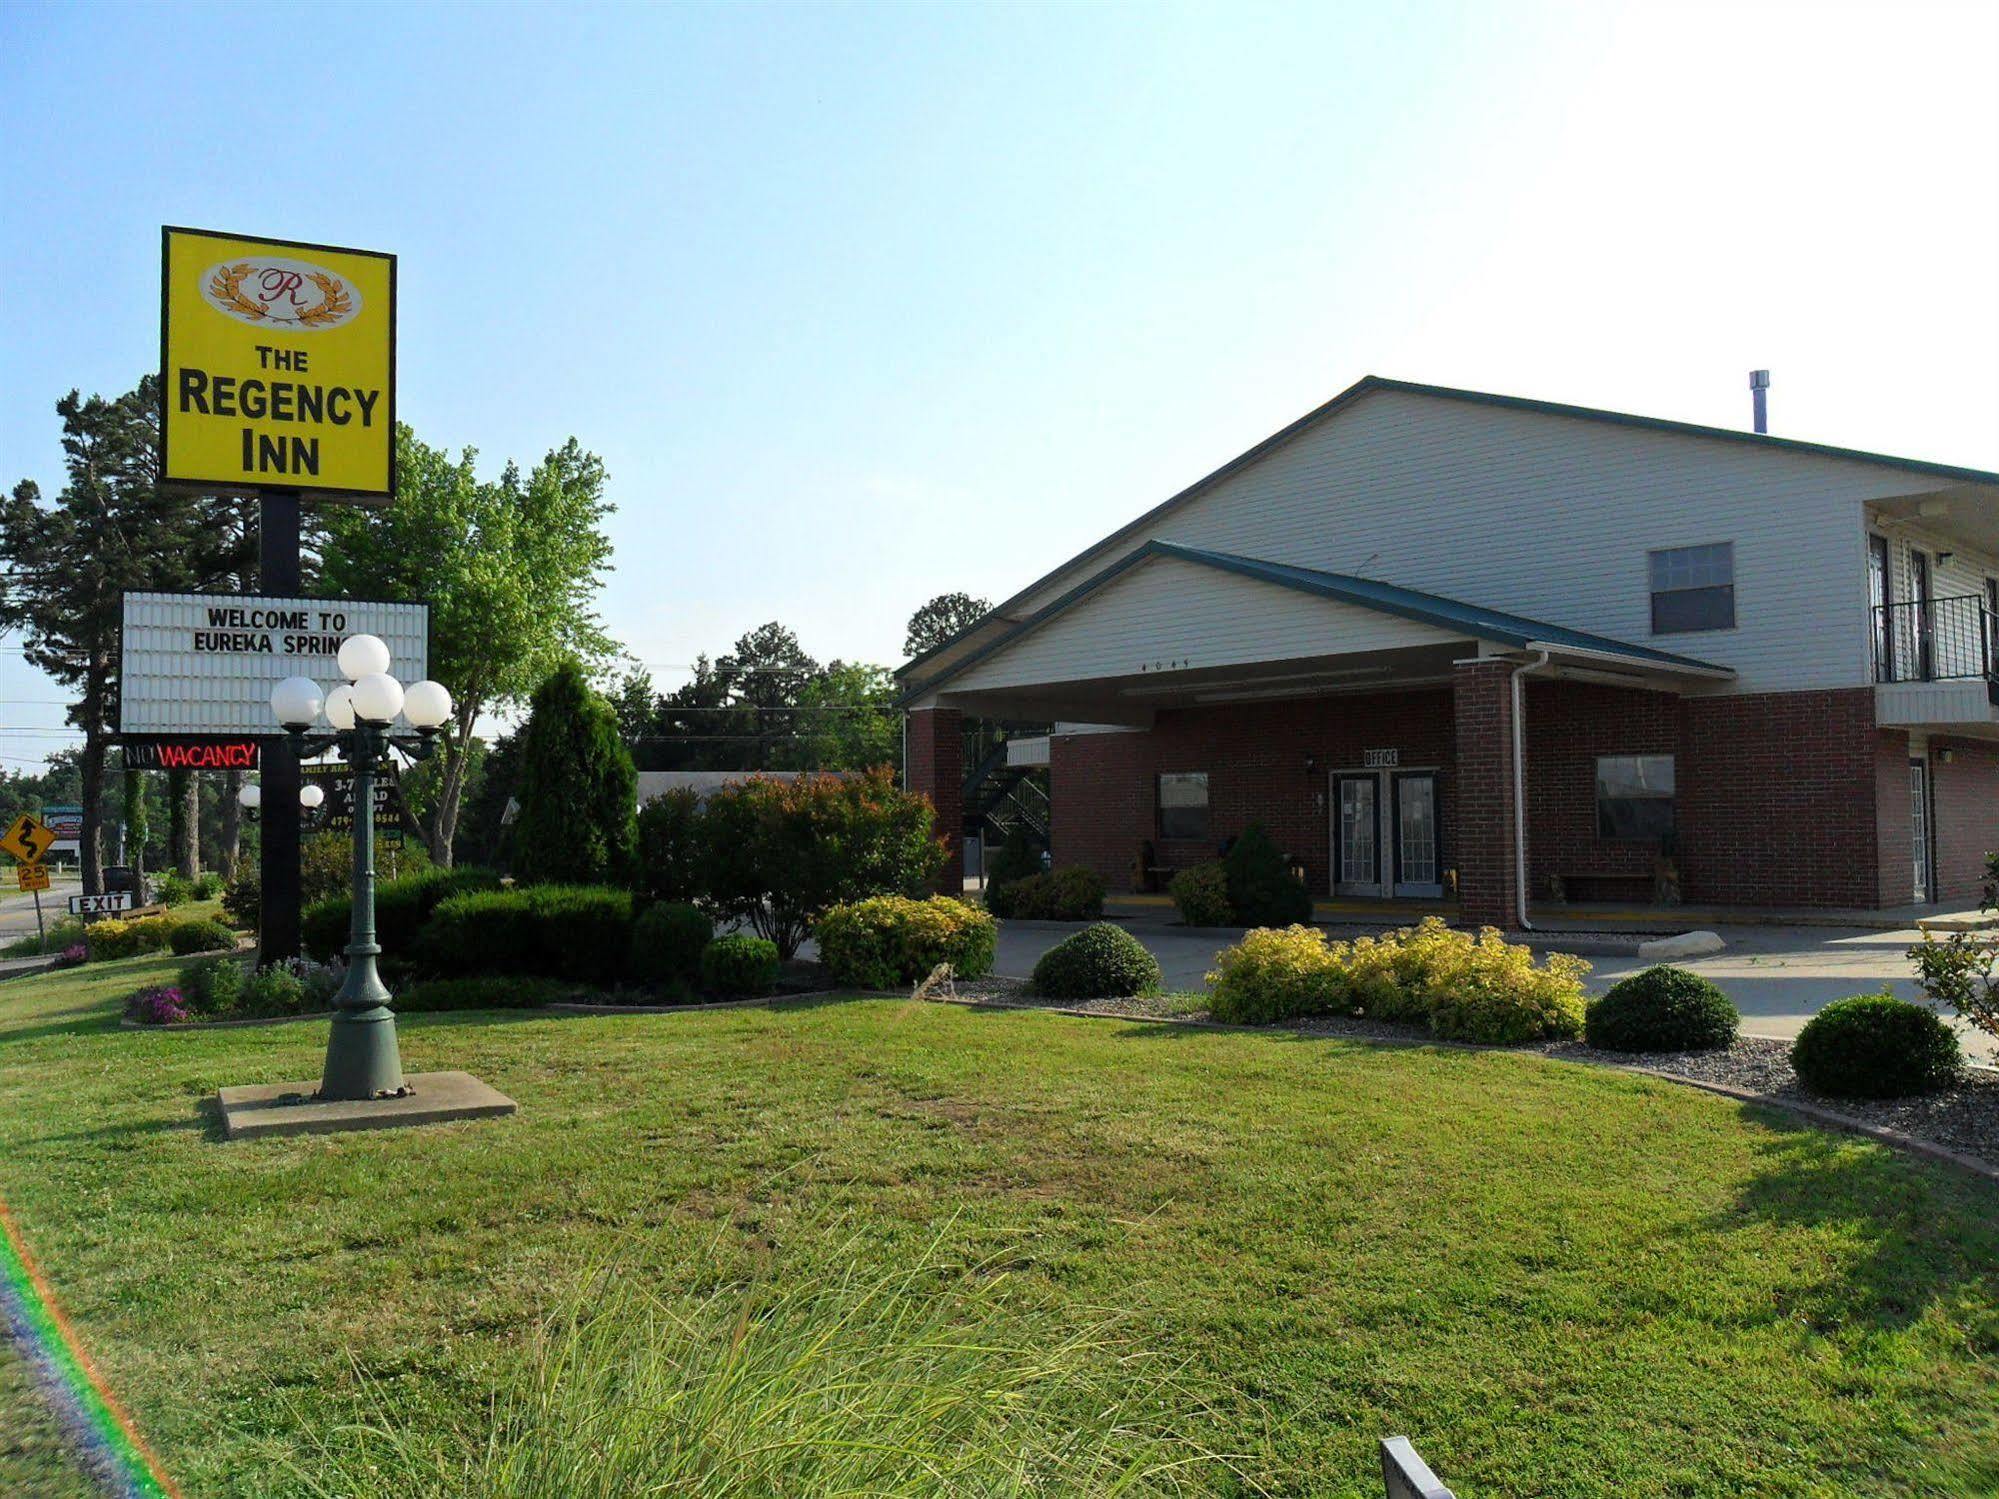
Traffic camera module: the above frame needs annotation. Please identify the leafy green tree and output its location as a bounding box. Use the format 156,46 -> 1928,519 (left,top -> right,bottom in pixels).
782,662 -> 900,772
0,378 -> 208,891
904,592 -> 990,658
321,427 -> 616,864
512,661 -> 637,885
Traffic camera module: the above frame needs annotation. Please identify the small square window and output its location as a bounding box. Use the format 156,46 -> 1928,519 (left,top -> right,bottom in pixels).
1649,542 -> 1735,633
1157,772 -> 1209,841
1597,754 -> 1675,842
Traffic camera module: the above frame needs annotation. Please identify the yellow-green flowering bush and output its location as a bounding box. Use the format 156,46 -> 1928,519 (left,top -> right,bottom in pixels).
83,915 -> 179,962
1206,925 -> 1351,1024
1206,916 -> 1587,1041
815,895 -> 998,991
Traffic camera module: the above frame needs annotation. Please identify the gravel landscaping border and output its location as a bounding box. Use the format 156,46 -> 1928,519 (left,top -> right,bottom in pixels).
954,977 -> 1999,1183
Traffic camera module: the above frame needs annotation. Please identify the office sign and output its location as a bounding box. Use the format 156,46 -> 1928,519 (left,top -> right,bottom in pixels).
119,592 -> 427,736
1363,748 -> 1400,768
161,227 -> 396,499
69,891 -> 134,917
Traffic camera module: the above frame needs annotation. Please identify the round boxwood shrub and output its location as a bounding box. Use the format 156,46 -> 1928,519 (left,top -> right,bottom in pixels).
168,918 -> 237,956
1584,965 -> 1738,1052
1168,863 -> 1232,927
1030,922 -> 1160,1000
1791,993 -> 1961,1098
815,895 -> 997,990
631,901 -> 713,987
1223,825 -> 1312,927
702,933 -> 780,997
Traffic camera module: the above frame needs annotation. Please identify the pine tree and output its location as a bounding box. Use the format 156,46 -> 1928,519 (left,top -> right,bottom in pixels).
512,661 -> 638,885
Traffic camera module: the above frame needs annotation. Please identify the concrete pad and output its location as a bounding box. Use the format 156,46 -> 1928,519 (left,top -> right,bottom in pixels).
217,1070 -> 517,1141
1636,929 -> 1725,961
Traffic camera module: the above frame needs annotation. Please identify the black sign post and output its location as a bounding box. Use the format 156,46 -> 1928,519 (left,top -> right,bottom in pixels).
261,490 -> 303,962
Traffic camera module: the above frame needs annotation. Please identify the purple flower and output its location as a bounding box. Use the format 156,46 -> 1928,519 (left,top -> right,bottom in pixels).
128,984 -> 191,1025
54,944 -> 87,969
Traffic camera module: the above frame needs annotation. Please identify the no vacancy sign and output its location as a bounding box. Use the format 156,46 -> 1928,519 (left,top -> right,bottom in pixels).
161,227 -> 396,499
120,591 -> 427,736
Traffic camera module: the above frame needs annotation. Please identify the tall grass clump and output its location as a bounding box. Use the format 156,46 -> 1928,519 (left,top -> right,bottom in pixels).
292,1234 -> 1238,1498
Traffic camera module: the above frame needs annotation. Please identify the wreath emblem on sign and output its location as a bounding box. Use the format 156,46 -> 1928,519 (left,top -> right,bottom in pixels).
206,263 -> 354,328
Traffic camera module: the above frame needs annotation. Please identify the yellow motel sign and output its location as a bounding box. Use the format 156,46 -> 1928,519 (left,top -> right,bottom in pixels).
1,813 -> 55,866
161,226 -> 396,499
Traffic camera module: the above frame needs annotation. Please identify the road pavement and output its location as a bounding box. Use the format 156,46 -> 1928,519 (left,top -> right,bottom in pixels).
0,871 -> 81,948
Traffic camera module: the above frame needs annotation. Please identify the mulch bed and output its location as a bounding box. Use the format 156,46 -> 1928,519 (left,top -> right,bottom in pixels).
955,976 -> 1999,1178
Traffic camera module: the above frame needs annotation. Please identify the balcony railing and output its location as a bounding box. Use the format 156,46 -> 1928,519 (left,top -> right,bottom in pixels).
1872,594 -> 1998,684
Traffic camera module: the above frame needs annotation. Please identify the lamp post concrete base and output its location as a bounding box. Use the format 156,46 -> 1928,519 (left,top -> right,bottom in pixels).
216,1070 -> 517,1141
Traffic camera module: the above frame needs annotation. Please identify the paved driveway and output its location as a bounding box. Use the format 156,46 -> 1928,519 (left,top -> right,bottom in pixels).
993,919 -> 1998,1063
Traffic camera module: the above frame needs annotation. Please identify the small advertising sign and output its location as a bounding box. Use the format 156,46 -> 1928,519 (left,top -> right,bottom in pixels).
68,891 -> 135,917
118,592 -> 427,736
42,803 -> 82,854
118,738 -> 263,772
301,760 -> 410,846
161,227 -> 396,499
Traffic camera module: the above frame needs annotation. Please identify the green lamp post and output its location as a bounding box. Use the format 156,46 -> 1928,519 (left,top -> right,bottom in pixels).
268,635 -> 453,1102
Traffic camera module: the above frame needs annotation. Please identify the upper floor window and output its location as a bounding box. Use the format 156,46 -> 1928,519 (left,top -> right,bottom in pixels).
1649,542 -> 1735,633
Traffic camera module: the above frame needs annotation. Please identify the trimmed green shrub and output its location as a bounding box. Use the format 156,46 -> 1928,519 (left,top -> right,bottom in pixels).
631,901 -> 713,987
304,866 -> 502,963
1207,925 -> 1349,1024
513,661 -> 639,886
1585,965 -> 1739,1052
984,828 -> 1041,891
1223,825 -> 1312,927
636,788 -> 703,903
701,934 -> 779,997
1791,993 -> 1961,1098
153,870 -> 194,906
395,976 -> 575,1012
1168,864 -> 1233,927
815,896 -> 997,990
192,871 -> 224,901
1423,931 -> 1589,1044
240,964 -> 310,1018
1031,923 -> 1160,1000
420,885 -> 635,985
168,919 -> 236,956
177,955 -> 245,1016
699,768 -> 946,958
985,867 -> 1104,921
223,861 -> 261,932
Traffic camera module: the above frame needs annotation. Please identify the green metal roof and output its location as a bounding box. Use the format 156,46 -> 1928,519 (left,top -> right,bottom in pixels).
904,539 -> 1731,704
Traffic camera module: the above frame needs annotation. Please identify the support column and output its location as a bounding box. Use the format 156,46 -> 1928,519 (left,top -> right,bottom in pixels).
1453,659 -> 1520,929
905,707 -> 964,894
260,490 -> 303,962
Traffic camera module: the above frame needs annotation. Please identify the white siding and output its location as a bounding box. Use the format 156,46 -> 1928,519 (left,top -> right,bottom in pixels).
948,554 -> 1463,693
1006,391 -> 1962,694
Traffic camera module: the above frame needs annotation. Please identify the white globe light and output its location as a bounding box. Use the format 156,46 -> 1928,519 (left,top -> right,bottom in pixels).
325,683 -> 357,731
337,634 -> 392,682
299,783 -> 326,809
402,679 -> 453,731
351,672 -> 405,724
238,783 -> 262,810
269,676 -> 324,730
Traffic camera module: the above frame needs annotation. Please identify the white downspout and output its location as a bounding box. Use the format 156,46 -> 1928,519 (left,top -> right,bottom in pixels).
1510,650 -> 1550,932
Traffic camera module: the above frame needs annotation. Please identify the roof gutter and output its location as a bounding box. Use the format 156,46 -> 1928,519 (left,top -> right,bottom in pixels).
1511,649 -> 1550,932
1520,639 -> 1735,681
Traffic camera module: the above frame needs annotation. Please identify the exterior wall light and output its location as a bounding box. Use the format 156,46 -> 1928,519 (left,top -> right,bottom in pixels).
299,784 -> 326,810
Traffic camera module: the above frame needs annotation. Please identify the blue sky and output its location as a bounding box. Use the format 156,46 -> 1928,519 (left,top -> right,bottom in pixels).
4,1 -> 1996,769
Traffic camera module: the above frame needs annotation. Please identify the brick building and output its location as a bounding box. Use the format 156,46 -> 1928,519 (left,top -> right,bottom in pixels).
899,378 -> 1999,926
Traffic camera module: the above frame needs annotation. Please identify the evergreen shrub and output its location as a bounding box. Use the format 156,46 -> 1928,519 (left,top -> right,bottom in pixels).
701,934 -> 780,997
1030,923 -> 1160,1000
1791,993 -> 1961,1098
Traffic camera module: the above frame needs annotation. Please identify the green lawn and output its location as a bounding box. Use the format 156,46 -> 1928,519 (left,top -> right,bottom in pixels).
1,954 -> 1997,1495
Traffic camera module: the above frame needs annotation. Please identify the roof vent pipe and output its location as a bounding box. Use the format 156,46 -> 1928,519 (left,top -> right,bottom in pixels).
1749,369 -> 1770,434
